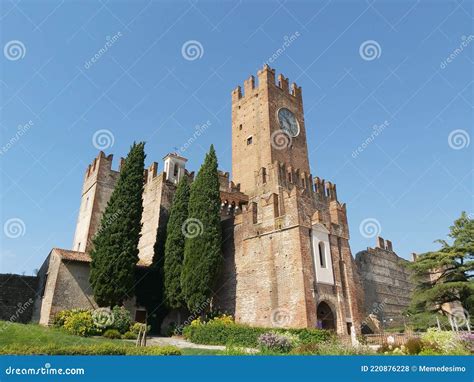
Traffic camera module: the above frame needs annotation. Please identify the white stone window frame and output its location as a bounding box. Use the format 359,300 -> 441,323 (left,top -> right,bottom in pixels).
311,223 -> 335,285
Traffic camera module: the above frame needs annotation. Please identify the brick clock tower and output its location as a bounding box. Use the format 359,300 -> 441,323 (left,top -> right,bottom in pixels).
227,65 -> 362,335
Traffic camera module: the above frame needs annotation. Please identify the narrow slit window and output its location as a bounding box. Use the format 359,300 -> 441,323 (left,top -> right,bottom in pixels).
319,242 -> 326,268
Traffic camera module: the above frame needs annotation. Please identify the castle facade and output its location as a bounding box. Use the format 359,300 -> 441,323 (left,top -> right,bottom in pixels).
1,66 -> 420,334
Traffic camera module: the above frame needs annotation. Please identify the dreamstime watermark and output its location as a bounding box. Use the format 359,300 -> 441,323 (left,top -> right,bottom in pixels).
176,120 -> 212,156
264,31 -> 301,66
359,40 -> 382,61
352,120 -> 389,159
92,307 -> 114,328
173,298 -> 211,335
92,129 -> 115,150
87,209 -> 123,249
361,300 -> 386,328
5,363 -> 84,376
270,129 -> 292,150
0,120 -> 34,155
84,32 -> 123,69
448,129 -> 470,150
440,35 -> 474,69
3,218 -> 26,239
359,218 -> 381,238
181,40 -> 204,61
0,298 -> 34,333
4,40 -> 26,61
181,218 -> 204,238
271,308 -> 291,327
449,307 -> 470,330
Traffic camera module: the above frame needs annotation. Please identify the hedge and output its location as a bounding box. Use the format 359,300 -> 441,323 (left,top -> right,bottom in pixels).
0,344 -> 181,356
183,321 -> 332,348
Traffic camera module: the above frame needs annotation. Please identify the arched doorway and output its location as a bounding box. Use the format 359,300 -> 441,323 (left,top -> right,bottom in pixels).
316,301 -> 336,330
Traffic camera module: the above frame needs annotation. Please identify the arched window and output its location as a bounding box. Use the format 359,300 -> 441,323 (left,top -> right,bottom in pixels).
318,242 -> 326,268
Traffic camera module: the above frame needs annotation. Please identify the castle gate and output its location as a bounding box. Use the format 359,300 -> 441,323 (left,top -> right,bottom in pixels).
316,301 -> 336,330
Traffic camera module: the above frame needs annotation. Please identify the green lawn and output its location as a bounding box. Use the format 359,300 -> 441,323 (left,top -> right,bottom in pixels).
0,321 -> 129,348
0,321 -> 221,355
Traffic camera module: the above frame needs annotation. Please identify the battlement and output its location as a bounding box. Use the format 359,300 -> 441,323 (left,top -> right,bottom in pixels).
218,170 -> 241,193
313,177 -> 338,201
272,161 -> 312,191
85,151 -> 120,179
218,170 -> 248,218
375,236 -> 393,252
144,162 -> 159,184
232,64 -> 302,101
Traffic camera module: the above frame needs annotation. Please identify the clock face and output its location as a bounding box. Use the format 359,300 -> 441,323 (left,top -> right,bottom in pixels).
277,108 -> 300,137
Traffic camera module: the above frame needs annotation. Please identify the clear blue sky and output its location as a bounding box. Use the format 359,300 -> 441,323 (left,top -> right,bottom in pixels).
1,0 -> 472,275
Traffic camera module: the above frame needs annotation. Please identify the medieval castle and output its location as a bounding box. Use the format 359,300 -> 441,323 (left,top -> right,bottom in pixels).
0,66 -> 420,334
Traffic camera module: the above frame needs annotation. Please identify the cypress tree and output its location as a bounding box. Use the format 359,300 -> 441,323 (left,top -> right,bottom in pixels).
164,177 -> 190,309
89,142 -> 146,307
181,145 -> 222,311
135,205 -> 169,333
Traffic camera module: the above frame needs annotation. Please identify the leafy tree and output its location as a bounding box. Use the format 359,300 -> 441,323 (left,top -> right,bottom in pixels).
90,142 -> 146,307
181,145 -> 222,311
408,212 -> 474,317
164,177 -> 190,309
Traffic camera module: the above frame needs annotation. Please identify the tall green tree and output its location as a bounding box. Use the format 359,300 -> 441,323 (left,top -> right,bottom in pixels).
181,145 -> 222,311
90,142 -> 146,307
164,177 -> 190,309
135,205 -> 169,333
408,212 -> 474,317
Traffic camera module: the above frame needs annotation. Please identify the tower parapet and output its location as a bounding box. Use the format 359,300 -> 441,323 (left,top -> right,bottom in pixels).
73,152 -> 121,253
314,177 -> 338,201
231,64 -> 302,101
218,170 -> 248,218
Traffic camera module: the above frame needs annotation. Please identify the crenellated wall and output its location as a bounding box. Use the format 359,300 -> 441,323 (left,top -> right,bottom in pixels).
72,151 -> 121,253
355,237 -> 415,329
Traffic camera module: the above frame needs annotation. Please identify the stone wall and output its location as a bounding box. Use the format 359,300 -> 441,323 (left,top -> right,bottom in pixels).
355,237 -> 415,329
0,274 -> 38,323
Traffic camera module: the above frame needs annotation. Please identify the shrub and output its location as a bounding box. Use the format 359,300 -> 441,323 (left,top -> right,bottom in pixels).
52,309 -> 88,328
0,343 -> 181,356
183,320 -> 266,347
111,306 -> 132,334
405,337 -> 423,355
182,316 -> 331,348
92,307 -> 114,330
103,329 -> 121,339
122,331 -> 137,340
258,332 -> 293,353
460,333 -> 474,353
63,311 -> 99,337
418,348 -> 442,355
208,314 -> 234,325
421,328 -> 469,355
125,345 -> 181,355
222,345 -> 251,355
290,342 -> 319,355
314,340 -> 372,355
284,328 -> 333,344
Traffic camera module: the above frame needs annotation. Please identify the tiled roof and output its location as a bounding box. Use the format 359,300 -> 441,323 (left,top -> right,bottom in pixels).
52,248 -> 150,267
52,248 -> 91,262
